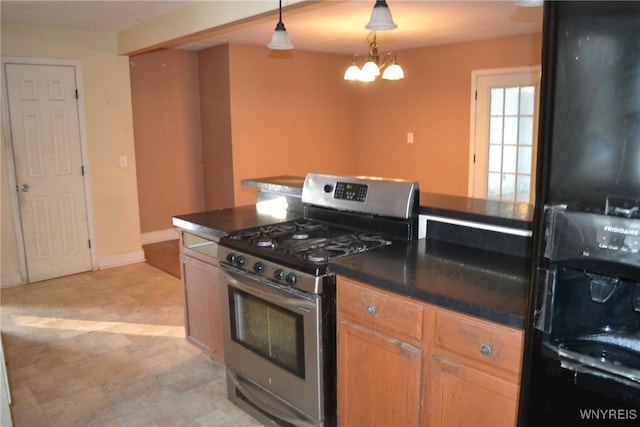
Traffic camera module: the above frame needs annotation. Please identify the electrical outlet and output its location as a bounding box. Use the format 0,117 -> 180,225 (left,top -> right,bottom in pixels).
119,155 -> 128,168
407,132 -> 414,144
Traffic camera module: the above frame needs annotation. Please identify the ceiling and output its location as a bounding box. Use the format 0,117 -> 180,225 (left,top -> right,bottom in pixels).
0,1 -> 543,55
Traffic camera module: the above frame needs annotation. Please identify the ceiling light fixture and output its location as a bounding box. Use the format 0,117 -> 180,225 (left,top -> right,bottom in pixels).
267,0 -> 294,50
365,0 -> 398,31
344,32 -> 404,82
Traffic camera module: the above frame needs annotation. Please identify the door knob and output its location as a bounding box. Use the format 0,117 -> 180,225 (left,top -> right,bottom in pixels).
20,184 -> 30,192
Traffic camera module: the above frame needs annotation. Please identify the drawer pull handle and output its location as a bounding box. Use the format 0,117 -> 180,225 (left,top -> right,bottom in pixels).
480,344 -> 493,356
367,304 -> 377,315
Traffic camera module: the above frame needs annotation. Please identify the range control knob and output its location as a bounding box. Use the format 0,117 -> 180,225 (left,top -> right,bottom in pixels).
273,269 -> 285,281
253,262 -> 265,274
323,184 -> 334,193
285,273 -> 297,287
226,253 -> 237,264
235,255 -> 246,267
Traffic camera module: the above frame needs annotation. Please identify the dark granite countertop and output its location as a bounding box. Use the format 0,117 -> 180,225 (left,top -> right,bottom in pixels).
329,238 -> 530,329
172,205 -> 302,241
172,184 -> 532,329
420,192 -> 534,230
241,176 -> 305,196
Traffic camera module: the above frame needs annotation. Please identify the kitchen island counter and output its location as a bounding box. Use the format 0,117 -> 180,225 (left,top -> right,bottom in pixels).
420,192 -> 533,230
330,238 -> 529,329
173,193 -> 531,329
172,205 -> 302,241
241,175 -> 304,195
239,176 -> 534,230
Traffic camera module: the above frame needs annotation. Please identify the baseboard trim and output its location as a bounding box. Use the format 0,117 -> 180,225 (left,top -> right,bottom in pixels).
0,272 -> 23,288
141,228 -> 179,245
97,249 -> 145,269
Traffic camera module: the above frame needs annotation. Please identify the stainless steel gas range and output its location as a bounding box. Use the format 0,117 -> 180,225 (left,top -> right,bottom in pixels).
218,173 -> 419,426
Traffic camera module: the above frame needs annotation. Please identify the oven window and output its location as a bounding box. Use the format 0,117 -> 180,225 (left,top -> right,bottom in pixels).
229,288 -> 305,378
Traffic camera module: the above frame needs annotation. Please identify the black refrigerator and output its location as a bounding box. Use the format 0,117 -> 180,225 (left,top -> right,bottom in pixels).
518,2 -> 640,426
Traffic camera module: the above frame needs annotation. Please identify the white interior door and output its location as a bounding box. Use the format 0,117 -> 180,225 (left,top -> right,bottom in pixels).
5,63 -> 92,283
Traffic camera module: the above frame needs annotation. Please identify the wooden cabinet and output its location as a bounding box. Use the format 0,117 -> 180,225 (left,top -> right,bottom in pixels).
425,308 -> 524,427
337,277 -> 424,426
336,276 -> 524,427
179,231 -> 224,362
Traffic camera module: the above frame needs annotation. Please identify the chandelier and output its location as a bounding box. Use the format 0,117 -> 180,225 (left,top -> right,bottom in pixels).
344,32 -> 404,82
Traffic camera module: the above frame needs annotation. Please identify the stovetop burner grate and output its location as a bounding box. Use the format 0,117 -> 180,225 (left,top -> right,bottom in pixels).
224,219 -> 391,266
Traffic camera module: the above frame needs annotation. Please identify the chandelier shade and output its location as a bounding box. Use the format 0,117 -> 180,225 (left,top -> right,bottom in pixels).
344,33 -> 404,82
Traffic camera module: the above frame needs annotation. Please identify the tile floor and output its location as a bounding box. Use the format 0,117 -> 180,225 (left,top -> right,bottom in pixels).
0,262 -> 265,427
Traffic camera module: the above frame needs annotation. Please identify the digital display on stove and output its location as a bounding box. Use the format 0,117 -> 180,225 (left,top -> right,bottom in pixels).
334,182 -> 368,202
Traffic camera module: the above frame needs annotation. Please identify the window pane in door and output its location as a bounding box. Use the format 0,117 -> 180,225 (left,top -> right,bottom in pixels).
502,173 -> 516,199
489,145 -> 503,172
520,86 -> 535,115
490,88 -> 504,115
516,176 -> 531,202
488,172 -> 501,198
519,117 -> 533,145
518,146 -> 532,173
503,146 -> 517,173
504,87 -> 520,115
504,117 -> 519,145
489,117 -> 503,144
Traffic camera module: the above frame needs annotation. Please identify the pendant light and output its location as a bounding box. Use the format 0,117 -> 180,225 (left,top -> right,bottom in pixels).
365,0 -> 397,31
268,0 -> 294,50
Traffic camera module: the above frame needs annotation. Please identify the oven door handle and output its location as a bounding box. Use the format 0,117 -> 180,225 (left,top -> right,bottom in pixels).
227,370 -> 319,427
220,264 -> 317,313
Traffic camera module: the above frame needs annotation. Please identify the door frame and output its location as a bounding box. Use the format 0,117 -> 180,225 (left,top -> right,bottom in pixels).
2,56 -> 97,283
468,66 -> 541,201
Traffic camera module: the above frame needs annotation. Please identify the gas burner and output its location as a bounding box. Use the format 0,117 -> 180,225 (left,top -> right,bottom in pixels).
256,238 -> 274,248
292,232 -> 310,240
306,249 -> 331,263
305,245 -> 353,263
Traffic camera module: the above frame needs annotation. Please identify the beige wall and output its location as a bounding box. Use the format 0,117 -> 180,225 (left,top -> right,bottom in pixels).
222,34 -> 540,205
353,33 -> 543,196
130,49 -> 205,234
1,23 -> 143,285
198,45 -> 235,210
138,34 -> 540,215
227,44 -> 358,206
0,22 -> 540,286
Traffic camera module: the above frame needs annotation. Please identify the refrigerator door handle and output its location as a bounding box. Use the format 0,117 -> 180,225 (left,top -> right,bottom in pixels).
534,267 -> 555,333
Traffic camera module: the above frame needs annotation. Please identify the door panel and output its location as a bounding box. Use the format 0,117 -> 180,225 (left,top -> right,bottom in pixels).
5,63 -> 92,282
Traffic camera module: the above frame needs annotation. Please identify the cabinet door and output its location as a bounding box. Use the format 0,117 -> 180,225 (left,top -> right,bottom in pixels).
181,255 -> 224,362
428,353 -> 519,427
338,320 -> 422,427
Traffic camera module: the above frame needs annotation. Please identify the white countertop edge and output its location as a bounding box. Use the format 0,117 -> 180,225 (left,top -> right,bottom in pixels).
419,214 -> 533,239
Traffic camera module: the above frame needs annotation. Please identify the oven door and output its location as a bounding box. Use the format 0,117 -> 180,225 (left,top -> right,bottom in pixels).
220,263 -> 324,426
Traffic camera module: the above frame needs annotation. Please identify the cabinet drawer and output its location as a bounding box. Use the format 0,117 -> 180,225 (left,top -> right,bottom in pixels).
180,231 -> 219,265
338,279 -> 423,342
433,309 -> 523,375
